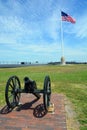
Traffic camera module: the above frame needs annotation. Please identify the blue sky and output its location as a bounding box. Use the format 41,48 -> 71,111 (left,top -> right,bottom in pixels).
0,0 -> 87,63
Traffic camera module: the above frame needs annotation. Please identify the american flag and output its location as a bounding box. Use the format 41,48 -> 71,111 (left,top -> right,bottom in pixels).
61,11 -> 76,24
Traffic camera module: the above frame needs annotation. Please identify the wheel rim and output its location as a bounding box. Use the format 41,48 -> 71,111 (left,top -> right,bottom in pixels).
5,76 -> 21,108
43,76 -> 51,111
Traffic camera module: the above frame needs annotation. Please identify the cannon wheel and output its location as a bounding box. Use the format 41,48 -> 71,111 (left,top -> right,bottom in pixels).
43,76 -> 51,111
5,76 -> 21,108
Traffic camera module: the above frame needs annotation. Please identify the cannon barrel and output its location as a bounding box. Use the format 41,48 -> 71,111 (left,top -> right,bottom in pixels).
24,77 -> 41,99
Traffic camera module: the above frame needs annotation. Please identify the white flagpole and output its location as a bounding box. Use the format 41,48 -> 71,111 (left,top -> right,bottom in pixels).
60,11 -> 65,65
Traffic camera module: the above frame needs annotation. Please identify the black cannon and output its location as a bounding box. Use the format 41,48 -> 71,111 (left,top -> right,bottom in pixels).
5,75 -> 51,111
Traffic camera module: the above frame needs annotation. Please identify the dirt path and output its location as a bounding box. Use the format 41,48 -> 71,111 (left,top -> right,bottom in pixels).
65,97 -> 80,130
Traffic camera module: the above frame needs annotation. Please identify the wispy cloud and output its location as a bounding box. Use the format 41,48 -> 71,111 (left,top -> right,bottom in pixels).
74,14 -> 87,38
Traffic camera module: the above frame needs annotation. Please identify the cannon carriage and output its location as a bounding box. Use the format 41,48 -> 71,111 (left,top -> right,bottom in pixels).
5,75 -> 51,111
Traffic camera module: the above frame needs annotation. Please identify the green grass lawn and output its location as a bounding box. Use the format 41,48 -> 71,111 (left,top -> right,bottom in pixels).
0,64 -> 87,130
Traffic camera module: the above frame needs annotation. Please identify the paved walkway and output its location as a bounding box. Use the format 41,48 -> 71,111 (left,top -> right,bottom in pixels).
0,94 -> 67,130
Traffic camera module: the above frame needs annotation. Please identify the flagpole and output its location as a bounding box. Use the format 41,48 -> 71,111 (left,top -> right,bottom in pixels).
60,11 -> 66,65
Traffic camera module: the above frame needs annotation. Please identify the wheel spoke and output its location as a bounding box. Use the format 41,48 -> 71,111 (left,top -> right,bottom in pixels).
9,83 -> 14,90
11,78 -> 15,88
8,93 -> 13,99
